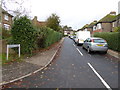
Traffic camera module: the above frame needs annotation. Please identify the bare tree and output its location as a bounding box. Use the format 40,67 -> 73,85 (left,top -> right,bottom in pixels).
1,0 -> 31,18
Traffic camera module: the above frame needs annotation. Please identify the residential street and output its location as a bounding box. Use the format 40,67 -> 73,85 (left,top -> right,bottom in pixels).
3,37 -> 119,89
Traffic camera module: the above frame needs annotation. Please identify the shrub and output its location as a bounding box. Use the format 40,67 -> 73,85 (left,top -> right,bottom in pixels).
113,27 -> 120,32
94,32 -> 120,52
35,26 -> 62,48
11,16 -> 37,54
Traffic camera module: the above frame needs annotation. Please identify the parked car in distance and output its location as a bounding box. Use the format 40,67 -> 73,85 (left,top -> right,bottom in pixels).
72,35 -> 76,41
82,37 -> 108,54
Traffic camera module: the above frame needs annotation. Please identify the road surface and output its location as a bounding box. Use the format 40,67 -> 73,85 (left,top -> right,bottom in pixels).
3,37 -> 119,89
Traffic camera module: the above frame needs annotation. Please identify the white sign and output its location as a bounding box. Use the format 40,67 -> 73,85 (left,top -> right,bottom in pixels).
7,44 -> 20,60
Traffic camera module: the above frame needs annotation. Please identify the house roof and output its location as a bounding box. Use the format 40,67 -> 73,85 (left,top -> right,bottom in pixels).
2,8 -> 13,17
32,16 -> 46,27
98,14 -> 116,23
88,21 -> 97,28
81,24 -> 89,30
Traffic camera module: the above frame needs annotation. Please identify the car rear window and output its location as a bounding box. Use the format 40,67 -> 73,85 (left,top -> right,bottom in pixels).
93,39 -> 106,43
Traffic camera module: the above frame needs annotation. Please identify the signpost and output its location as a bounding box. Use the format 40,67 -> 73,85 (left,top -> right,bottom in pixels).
7,44 -> 20,60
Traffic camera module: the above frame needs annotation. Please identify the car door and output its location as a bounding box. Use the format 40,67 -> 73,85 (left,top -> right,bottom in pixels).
83,38 -> 88,49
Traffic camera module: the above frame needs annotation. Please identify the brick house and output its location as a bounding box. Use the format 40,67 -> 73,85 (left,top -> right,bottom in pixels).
92,12 -> 116,34
80,24 -> 89,31
64,30 -> 74,36
87,21 -> 97,35
32,16 -> 46,27
1,8 -> 13,30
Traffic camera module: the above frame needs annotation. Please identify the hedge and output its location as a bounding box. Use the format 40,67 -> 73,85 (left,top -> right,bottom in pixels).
35,26 -> 62,48
11,16 -> 37,54
10,16 -> 62,55
93,32 -> 120,52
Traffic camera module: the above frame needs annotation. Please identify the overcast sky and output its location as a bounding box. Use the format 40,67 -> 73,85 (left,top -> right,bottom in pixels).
8,0 -> 120,30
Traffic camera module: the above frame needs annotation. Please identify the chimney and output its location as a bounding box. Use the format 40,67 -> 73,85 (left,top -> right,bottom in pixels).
93,20 -> 97,23
109,11 -> 116,15
33,16 -> 38,26
34,16 -> 37,21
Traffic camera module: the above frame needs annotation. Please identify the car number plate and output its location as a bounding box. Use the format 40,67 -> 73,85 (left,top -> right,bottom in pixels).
97,44 -> 103,46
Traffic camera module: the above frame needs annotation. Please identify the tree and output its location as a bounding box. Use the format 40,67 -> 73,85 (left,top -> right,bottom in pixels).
2,0 -> 31,18
46,13 -> 61,32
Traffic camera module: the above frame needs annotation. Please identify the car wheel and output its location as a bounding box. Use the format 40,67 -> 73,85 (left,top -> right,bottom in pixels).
87,47 -> 91,54
82,46 -> 85,49
77,42 -> 79,46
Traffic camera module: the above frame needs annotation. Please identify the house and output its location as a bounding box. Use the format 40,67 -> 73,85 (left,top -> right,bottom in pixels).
32,16 -> 46,27
64,30 -> 74,36
1,8 -> 13,30
87,20 -> 97,35
80,24 -> 89,31
93,12 -> 116,34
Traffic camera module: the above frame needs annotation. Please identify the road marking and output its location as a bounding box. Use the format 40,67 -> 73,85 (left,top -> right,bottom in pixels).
76,48 -> 83,56
87,63 -> 112,90
73,44 -> 76,47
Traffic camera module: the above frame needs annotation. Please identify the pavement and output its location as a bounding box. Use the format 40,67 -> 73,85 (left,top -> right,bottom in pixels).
0,38 -> 64,86
108,49 -> 120,59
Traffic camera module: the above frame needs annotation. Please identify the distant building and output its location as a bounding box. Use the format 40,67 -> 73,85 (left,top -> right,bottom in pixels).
92,12 -> 116,34
32,16 -> 46,27
1,8 -> 13,30
64,30 -> 74,36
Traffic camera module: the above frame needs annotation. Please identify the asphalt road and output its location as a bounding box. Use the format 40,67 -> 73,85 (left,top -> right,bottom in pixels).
3,37 -> 119,89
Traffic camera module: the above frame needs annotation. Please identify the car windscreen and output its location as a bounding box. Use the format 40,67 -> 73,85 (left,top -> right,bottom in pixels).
93,39 -> 106,43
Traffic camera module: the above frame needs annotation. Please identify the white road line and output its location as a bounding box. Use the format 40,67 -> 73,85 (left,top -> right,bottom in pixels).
76,48 -> 83,56
73,44 -> 76,47
87,63 -> 112,90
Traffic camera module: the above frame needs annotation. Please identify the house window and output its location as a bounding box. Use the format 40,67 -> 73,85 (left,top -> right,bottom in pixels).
97,23 -> 101,29
4,14 -> 9,21
93,26 -> 96,31
84,28 -> 87,31
112,22 -> 115,27
4,24 -> 10,30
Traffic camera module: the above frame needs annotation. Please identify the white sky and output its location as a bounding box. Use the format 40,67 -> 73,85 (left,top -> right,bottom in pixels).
7,0 -> 120,30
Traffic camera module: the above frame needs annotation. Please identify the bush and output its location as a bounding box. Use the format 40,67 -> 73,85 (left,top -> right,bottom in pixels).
93,32 -> 120,52
113,27 -> 120,32
35,26 -> 62,48
11,16 -> 37,54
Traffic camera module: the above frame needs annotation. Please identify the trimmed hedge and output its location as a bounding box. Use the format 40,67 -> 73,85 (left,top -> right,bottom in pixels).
93,32 -> 120,52
36,27 -> 62,48
10,16 -> 62,55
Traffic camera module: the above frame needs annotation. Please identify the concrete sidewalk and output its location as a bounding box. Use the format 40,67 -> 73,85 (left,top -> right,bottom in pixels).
107,49 -> 120,59
1,38 -> 64,85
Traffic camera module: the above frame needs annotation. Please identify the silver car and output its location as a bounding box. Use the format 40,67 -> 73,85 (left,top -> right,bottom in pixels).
82,37 -> 108,54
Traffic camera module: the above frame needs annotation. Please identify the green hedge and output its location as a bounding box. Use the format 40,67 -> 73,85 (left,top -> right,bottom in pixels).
93,32 -> 120,52
10,16 -> 62,54
11,16 -> 37,54
36,27 -> 62,48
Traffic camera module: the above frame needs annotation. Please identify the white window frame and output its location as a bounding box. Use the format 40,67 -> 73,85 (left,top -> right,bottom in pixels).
97,23 -> 101,29
4,14 -> 9,21
4,24 -> 10,30
93,26 -> 97,31
112,22 -> 115,27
